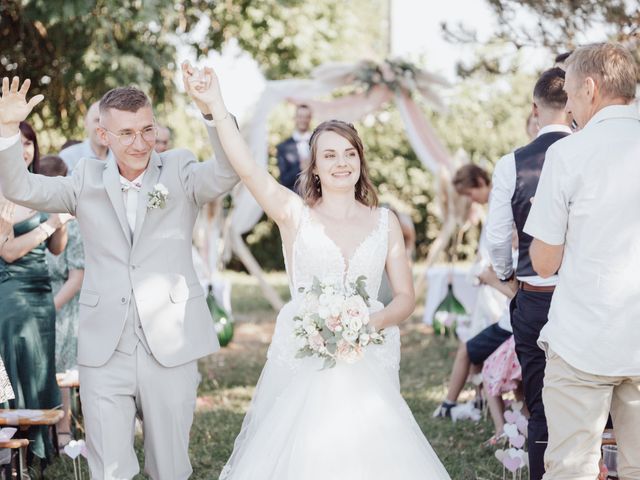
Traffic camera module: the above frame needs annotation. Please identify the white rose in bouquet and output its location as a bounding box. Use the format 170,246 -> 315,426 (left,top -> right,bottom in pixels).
342,329 -> 359,344
343,295 -> 370,328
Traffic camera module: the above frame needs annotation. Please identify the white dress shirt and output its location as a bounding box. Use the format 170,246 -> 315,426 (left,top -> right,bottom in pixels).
524,105 -> 640,376
120,172 -> 146,233
292,130 -> 311,164
486,124 -> 572,286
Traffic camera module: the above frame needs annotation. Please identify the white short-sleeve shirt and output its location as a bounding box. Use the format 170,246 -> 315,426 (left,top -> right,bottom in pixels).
524,104 -> 640,376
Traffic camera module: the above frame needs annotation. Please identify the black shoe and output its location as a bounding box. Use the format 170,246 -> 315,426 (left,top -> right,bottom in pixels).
432,401 -> 456,419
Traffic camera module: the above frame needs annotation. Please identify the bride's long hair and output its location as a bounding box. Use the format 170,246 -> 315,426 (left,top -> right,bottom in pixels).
298,120 -> 378,207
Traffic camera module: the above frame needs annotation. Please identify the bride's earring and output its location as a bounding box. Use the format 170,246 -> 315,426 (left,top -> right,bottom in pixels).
314,174 -> 321,194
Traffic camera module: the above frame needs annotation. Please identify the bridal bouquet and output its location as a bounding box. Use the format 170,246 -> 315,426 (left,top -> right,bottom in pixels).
293,275 -> 384,369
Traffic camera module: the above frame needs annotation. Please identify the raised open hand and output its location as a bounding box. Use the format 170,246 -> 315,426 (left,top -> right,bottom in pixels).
181,61 -> 226,117
0,77 -> 44,134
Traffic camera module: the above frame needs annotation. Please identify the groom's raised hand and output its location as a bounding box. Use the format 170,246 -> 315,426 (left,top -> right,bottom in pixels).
0,77 -> 44,137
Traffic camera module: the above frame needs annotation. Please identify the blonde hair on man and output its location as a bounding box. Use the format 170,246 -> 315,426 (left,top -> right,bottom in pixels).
565,43 -> 638,101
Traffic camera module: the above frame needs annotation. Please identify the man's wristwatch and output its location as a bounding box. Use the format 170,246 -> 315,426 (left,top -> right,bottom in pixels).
500,271 -> 515,283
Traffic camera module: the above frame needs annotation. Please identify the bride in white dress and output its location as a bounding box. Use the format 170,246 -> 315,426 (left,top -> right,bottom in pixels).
183,62 -> 451,480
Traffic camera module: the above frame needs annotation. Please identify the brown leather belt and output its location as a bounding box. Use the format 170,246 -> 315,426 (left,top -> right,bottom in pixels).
519,281 -> 555,293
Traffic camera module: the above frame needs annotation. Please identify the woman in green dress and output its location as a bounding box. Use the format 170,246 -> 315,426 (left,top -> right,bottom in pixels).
0,122 -> 72,460
41,154 -> 85,445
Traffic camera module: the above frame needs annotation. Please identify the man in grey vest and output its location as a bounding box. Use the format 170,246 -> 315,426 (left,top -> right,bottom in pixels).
486,68 -> 571,480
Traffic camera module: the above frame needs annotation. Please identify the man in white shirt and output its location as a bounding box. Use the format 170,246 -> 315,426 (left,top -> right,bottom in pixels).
59,101 -> 114,173
525,43 -> 640,479
486,67 -> 571,480
276,104 -> 312,192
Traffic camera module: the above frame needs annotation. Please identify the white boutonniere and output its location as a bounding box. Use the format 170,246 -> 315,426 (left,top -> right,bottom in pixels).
147,183 -> 169,209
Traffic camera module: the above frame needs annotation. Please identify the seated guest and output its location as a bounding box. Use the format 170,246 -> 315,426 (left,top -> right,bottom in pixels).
40,155 -> 85,447
482,335 -> 523,445
433,265 -> 515,418
0,122 -> 72,460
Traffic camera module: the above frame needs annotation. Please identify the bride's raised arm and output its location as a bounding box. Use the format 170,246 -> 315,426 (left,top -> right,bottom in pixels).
182,61 -> 303,231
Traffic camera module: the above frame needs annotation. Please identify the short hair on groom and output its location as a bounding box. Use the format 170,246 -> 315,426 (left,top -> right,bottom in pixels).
99,87 -> 151,114
533,67 -> 567,110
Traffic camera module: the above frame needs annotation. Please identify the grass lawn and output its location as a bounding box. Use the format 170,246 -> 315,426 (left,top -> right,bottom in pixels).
44,270 -> 515,479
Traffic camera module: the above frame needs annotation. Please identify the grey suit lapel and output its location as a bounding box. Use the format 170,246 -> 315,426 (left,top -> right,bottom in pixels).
103,159 -> 132,245
132,153 -> 162,251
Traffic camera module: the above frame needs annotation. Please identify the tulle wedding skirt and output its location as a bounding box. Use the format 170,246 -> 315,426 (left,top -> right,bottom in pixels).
220,300 -> 451,480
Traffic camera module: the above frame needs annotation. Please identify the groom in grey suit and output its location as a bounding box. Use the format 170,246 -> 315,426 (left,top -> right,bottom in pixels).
0,77 -> 239,479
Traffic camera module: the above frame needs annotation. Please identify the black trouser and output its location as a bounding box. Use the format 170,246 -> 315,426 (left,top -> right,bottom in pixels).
510,289 -> 553,480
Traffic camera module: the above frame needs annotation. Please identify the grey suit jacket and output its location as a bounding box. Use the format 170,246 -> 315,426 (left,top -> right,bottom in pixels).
0,126 -> 239,367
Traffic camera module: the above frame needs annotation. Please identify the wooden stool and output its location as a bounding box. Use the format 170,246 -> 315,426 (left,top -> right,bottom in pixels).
0,438 -> 29,480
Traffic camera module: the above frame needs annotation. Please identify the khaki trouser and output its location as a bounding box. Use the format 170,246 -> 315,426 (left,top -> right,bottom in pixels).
542,349 -> 640,480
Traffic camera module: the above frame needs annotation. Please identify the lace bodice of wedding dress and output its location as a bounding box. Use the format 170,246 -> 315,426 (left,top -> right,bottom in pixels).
288,206 -> 389,300
269,206 -> 401,372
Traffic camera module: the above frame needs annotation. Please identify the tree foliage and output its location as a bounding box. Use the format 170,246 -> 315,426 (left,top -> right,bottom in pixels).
1,0 -> 388,137
443,0 -> 640,78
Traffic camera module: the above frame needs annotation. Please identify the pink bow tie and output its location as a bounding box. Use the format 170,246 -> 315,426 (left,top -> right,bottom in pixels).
121,180 -> 142,192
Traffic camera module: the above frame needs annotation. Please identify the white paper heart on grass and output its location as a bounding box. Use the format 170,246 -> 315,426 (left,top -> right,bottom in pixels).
495,449 -> 506,462
64,440 -> 84,459
504,423 -> 519,438
510,401 -> 524,412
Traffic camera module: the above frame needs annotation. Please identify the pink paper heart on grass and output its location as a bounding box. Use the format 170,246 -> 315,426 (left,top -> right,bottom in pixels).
504,410 -> 519,423
503,455 -> 523,473
510,434 -> 525,448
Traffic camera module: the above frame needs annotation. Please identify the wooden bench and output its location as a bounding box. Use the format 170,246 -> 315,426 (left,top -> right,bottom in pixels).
0,438 -> 29,480
0,409 -> 65,457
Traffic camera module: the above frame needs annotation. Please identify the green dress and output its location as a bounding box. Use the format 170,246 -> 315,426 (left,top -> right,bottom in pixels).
0,212 -> 61,459
46,220 -> 84,372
